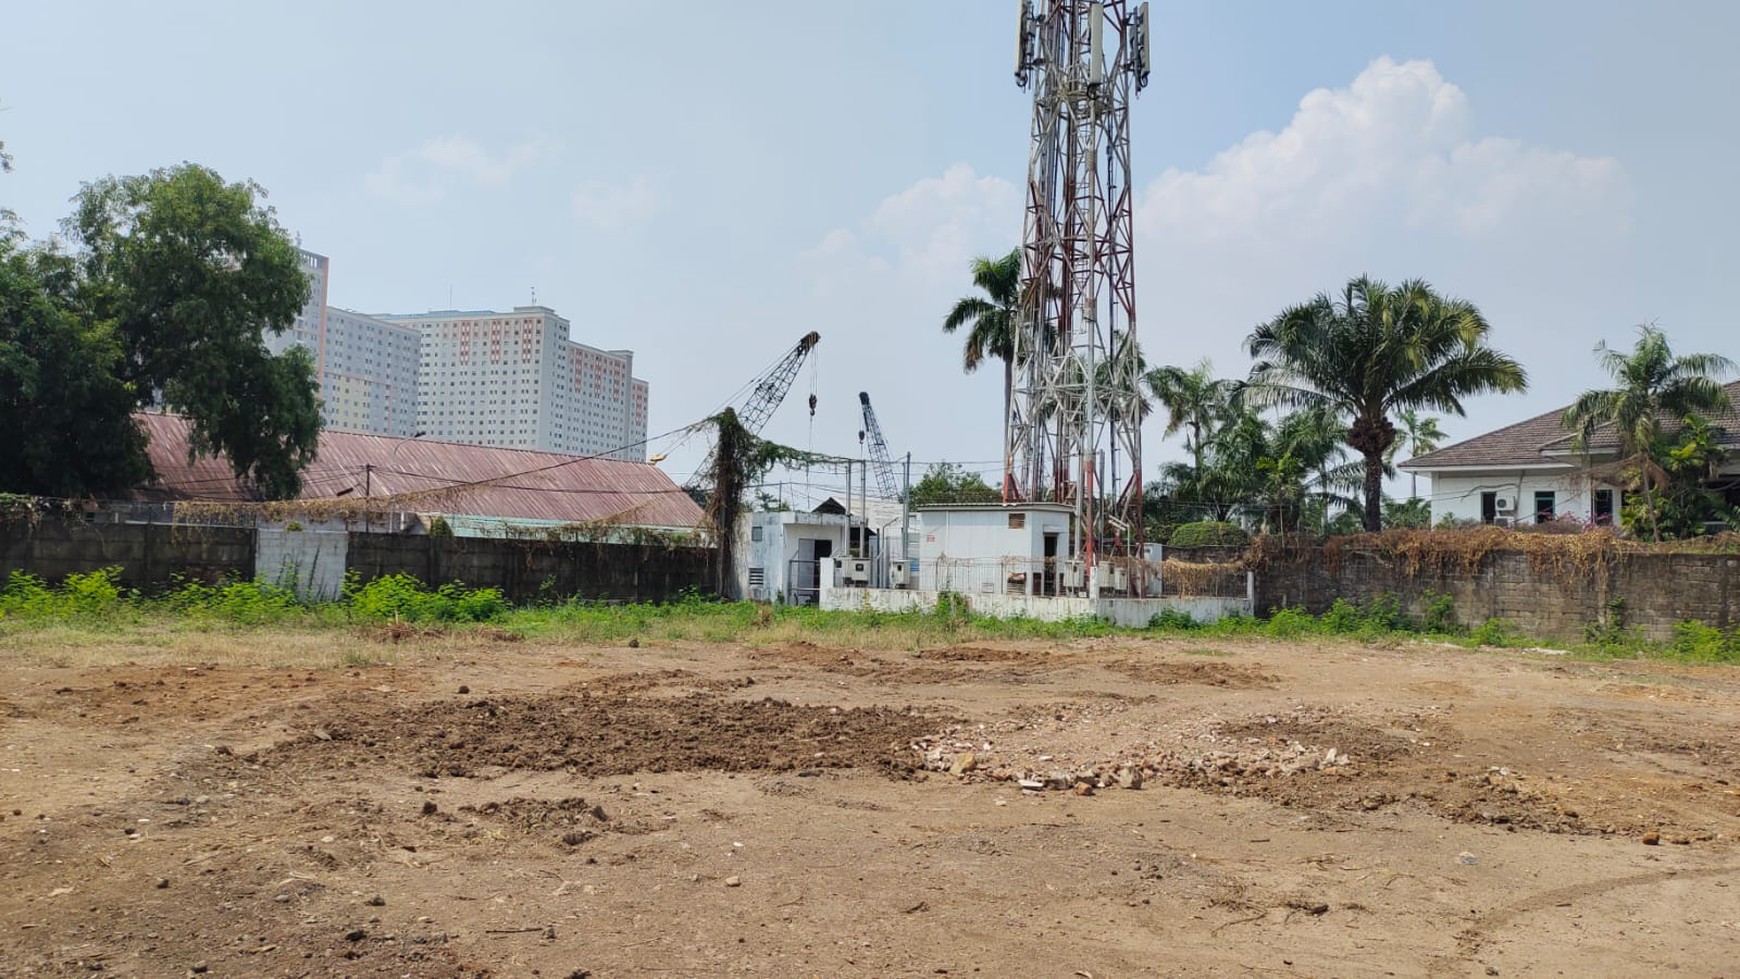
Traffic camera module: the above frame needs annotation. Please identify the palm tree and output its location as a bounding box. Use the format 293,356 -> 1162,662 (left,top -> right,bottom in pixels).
942,249 -> 1022,461
1562,324 -> 1736,541
1386,408 -> 1447,500
1246,275 -> 1527,532
1144,359 -> 1231,477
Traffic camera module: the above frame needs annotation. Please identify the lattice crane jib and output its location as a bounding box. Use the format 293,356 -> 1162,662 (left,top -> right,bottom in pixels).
857,392 -> 899,501
692,331 -> 821,487
1009,0 -> 1151,576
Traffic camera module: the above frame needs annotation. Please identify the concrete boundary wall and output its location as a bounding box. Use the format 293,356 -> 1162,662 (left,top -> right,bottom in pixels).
1255,547 -> 1740,643
0,516 -> 253,592
344,533 -> 714,605
821,582 -> 1252,626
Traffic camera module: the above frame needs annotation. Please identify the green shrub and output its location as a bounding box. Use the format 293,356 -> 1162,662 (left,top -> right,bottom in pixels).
1149,608 -> 1199,630
1471,618 -> 1520,647
1266,606 -> 1316,639
1168,521 -> 1250,548
347,573 -> 506,623
1422,592 -> 1458,633
1666,620 -> 1740,663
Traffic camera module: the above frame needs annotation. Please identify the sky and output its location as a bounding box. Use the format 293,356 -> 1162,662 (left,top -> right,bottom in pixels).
5,1 -> 1738,507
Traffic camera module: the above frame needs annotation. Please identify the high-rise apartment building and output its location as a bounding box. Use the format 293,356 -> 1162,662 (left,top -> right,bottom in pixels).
259,250 -> 648,454
321,308 -> 420,437
261,251 -> 418,437
263,249 -> 330,363
384,307 -> 649,461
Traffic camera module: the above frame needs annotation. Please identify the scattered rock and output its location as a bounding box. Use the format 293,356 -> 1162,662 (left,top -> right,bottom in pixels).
190,964 -> 208,975
1118,766 -> 1144,790
949,752 -> 978,776
1072,782 -> 1094,797
344,928 -> 368,941
628,638 -> 640,648
155,877 -> 170,889
366,895 -> 385,907
457,685 -> 470,695
1642,832 -> 1661,846
1458,852 -> 1478,866
724,876 -> 742,888
422,801 -> 438,816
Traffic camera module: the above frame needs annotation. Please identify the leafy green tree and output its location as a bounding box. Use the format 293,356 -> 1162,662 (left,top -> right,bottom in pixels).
0,241 -> 152,496
1246,275 -> 1527,532
1144,359 -> 1231,477
942,249 -> 1021,480
67,164 -> 320,498
1386,408 -> 1446,500
1562,324 -> 1736,541
908,462 -> 1001,507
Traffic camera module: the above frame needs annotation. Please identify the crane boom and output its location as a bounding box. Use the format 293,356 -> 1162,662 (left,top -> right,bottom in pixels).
691,331 -> 820,488
858,391 -> 899,500
738,331 -> 820,434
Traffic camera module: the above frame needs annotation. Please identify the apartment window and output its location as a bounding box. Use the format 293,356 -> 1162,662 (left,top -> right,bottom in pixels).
1534,491 -> 1556,524
1593,488 -> 1615,525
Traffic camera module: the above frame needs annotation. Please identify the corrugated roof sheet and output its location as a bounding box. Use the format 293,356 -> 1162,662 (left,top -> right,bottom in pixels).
1402,379 -> 1740,470
130,413 -> 704,529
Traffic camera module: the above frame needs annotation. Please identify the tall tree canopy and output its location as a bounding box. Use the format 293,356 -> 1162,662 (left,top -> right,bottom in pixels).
59,164 -> 321,498
1562,323 -> 1736,540
1246,275 -> 1527,532
0,241 -> 152,496
942,249 -> 1021,487
1145,359 -> 1231,477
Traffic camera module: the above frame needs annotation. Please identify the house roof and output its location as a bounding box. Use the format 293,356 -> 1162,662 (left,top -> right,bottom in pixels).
130,413 -> 704,529
1402,379 -> 1740,471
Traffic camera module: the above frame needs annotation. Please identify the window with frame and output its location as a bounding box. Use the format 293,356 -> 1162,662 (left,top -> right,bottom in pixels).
1534,490 -> 1556,524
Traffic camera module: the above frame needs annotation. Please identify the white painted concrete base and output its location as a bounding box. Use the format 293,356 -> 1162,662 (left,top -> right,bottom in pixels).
256,529 -> 348,601
819,583 -> 1251,627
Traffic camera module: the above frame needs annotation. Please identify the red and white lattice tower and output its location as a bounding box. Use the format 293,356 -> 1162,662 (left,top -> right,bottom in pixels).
1008,0 -> 1152,582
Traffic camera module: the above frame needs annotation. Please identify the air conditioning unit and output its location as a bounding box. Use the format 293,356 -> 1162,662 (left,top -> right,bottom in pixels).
888,561 -> 909,588
1494,496 -> 1514,513
841,557 -> 870,585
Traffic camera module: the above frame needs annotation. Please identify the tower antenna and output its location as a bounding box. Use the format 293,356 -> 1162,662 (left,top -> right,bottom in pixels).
1007,0 -> 1152,589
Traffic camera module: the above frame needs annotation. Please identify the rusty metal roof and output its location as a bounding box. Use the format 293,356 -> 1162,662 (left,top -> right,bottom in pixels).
130,413 -> 704,529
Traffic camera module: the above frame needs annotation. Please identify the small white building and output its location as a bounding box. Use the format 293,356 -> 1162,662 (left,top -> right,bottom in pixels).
736,510 -> 856,605
1401,380 -> 1740,526
916,502 -> 1077,595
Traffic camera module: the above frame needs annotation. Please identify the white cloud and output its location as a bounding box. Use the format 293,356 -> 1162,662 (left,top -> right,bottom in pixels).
803,163 -> 1020,297
571,175 -> 669,231
790,58 -> 1637,483
1137,57 -> 1628,249
365,135 -> 552,206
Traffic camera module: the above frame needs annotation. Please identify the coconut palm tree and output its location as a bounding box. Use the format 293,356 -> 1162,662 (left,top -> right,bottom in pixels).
1144,359 -> 1231,477
942,249 -> 1022,449
1562,324 -> 1736,541
1246,276 -> 1527,532
1386,408 -> 1447,500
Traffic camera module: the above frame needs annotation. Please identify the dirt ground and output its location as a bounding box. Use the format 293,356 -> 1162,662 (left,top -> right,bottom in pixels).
3,631 -> 1739,978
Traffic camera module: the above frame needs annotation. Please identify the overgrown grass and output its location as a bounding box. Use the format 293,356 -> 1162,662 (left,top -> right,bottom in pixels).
2,569 -> 1736,666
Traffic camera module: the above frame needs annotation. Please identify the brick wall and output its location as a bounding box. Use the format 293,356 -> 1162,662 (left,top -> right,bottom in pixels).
0,516 -> 254,592
345,533 -> 715,604
1256,547 -> 1740,643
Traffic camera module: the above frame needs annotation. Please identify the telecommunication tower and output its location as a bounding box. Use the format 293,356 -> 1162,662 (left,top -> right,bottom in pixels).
1008,0 -> 1151,582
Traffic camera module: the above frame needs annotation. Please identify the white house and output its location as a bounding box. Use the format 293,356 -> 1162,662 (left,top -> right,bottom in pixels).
1400,379 -> 1740,526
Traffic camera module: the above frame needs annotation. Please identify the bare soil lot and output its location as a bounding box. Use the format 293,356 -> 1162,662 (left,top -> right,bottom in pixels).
3,632 -> 1738,977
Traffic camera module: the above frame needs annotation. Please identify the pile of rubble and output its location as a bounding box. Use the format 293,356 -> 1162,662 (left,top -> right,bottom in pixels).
910,726 -> 1357,795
